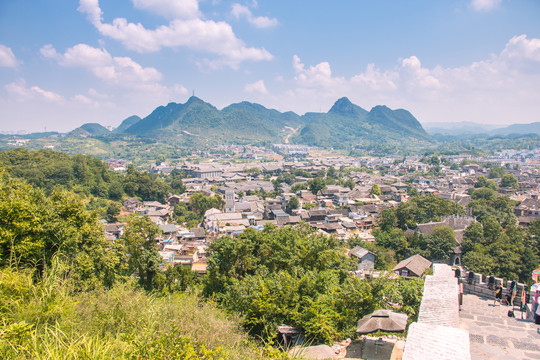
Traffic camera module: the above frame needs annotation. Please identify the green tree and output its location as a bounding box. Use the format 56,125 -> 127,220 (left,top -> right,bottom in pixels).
429,155 -> 440,165
488,166 -> 505,179
461,222 -> 484,252
204,225 -> 368,343
500,173 -> 518,189
393,194 -> 465,229
482,217 -> 503,245
421,226 -> 457,260
462,251 -> 496,275
376,209 -> 398,232
471,187 -> 496,201
407,185 -> 419,197
286,196 -> 300,214
106,202 -> 121,223
370,184 -> 381,196
124,165 -> 170,202
121,216 -> 163,291
291,183 -> 308,193
475,175 -> 498,191
327,167 -> 337,179
155,154 -> 166,166
343,178 -> 355,190
243,167 -> 260,177
189,192 -> 224,215
308,177 -> 326,196
170,174 -> 187,194
0,169 -> 124,289
164,265 -> 198,292
374,228 -> 408,261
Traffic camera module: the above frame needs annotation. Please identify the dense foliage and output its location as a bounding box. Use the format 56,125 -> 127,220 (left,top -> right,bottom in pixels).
204,225 -> 423,343
371,193 -> 538,284
0,169 -> 124,289
378,194 -> 465,230
0,266 -> 278,360
0,165 -> 291,359
0,149 -> 173,204
0,154 -> 423,357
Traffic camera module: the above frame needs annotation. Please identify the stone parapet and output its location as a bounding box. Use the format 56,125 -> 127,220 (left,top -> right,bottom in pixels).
461,271 -> 528,304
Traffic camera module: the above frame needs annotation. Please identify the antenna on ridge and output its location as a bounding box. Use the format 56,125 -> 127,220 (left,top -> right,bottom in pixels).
192,90 -> 195,97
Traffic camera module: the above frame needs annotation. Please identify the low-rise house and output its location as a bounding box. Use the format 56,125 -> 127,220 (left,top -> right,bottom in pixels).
159,223 -> 181,241
167,195 -> 183,207
349,246 -> 376,270
308,209 -> 327,222
123,198 -> 140,212
515,197 -> 540,218
204,212 -> 245,232
104,223 -> 124,239
298,190 -> 317,202
393,254 -> 431,277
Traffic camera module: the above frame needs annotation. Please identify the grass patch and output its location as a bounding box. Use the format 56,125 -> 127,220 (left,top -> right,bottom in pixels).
0,267 -> 293,359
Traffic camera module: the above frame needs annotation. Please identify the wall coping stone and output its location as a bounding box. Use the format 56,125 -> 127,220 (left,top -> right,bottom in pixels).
402,264 -> 471,360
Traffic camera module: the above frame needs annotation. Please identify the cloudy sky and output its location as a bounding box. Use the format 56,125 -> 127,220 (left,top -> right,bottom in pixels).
1,0 -> 539,133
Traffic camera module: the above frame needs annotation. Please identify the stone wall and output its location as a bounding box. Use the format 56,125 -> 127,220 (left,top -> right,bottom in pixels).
460,271 -> 534,320
402,264 -> 471,360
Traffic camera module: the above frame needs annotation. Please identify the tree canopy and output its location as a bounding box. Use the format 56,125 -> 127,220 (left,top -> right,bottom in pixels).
378,194 -> 465,230
204,224 -> 423,343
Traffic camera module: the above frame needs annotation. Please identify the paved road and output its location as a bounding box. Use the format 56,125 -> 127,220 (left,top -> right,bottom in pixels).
460,293 -> 540,360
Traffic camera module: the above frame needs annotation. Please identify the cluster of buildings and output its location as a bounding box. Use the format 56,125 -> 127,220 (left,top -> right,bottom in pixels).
102,152 -> 540,277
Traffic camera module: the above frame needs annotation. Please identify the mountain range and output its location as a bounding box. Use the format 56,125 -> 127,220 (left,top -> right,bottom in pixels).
63,96 -> 540,149
68,96 -> 431,149
423,121 -> 540,137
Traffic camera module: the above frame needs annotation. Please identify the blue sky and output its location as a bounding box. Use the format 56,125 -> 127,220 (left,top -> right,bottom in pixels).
1,0 -> 539,133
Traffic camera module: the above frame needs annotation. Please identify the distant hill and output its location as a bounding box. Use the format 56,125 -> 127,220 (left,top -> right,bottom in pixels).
122,97 -> 303,143
69,123 -> 110,137
113,115 -> 141,133
423,121 -> 497,136
294,98 -> 431,148
423,121 -> 540,137
118,96 -> 431,148
490,122 -> 540,136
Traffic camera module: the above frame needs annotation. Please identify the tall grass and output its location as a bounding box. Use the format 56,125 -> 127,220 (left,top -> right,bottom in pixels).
0,265 -> 295,359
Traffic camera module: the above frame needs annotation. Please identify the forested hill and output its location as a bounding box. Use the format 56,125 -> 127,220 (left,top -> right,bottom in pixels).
110,96 -> 432,149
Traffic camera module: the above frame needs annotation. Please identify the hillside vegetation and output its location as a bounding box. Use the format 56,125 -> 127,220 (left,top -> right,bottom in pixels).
118,96 -> 432,150
0,167 -> 288,359
0,154 -> 425,357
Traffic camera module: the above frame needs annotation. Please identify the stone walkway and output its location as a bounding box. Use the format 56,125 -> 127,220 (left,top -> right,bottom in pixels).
459,293 -> 540,360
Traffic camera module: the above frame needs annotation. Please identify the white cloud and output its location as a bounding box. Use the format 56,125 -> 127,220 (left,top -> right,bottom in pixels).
0,44 -> 18,67
78,0 -> 273,68
5,79 -> 64,102
41,43 -> 162,86
500,34 -> 540,63
244,79 -> 267,94
399,56 -> 441,92
132,0 -> 200,20
293,55 -> 345,89
470,0 -> 501,12
78,0 -> 103,25
231,4 -> 278,28
268,35 -> 540,125
73,94 -> 97,106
